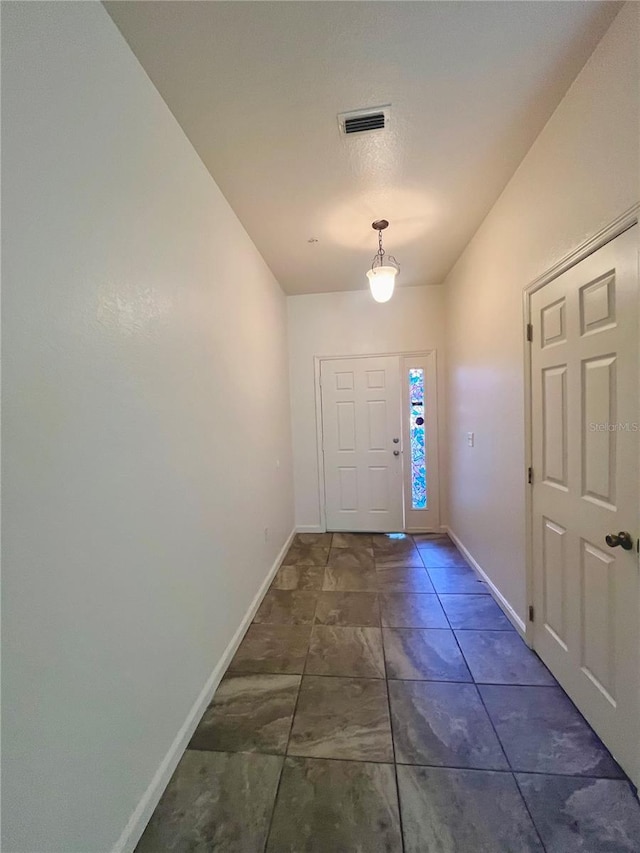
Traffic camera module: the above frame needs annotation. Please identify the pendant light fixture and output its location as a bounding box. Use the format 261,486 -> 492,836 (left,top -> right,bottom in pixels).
366,219 -> 399,303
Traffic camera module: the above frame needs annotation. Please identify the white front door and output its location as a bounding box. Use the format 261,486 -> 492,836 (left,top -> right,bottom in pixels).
320,354 -> 441,533
530,226 -> 639,783
321,356 -> 404,532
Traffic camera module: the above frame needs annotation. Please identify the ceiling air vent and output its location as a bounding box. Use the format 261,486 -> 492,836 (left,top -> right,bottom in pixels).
338,106 -> 391,137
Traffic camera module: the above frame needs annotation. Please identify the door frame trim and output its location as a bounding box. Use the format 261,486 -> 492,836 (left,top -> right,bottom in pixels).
314,349 -> 442,533
522,202 -> 640,645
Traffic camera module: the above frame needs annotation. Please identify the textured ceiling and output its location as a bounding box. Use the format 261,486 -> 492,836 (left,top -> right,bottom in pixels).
106,1 -> 621,294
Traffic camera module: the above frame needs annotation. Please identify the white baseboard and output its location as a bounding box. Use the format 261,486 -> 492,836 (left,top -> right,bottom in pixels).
446,528 -> 527,635
112,527 -> 296,853
298,525 -> 450,535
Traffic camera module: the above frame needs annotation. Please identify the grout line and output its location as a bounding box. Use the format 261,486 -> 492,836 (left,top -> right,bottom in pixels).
226,666 -> 569,690
512,772 -> 550,853
285,640 -> 315,757
261,601 -> 317,852
183,743 -> 633,782
423,591 -> 492,596
260,757 -> 284,853
378,587 -> 406,853
385,759 -> 624,779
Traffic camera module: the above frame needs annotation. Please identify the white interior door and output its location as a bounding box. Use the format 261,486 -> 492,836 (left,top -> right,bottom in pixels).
321,356 -> 403,532
530,226 -> 639,783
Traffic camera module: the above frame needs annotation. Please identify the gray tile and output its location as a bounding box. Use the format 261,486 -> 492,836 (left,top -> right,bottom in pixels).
189,673 -> 300,754
414,539 -> 459,552
439,594 -> 513,630
480,685 -> 624,777
427,565 -> 489,594
267,757 -> 402,853
271,564 -> 324,590
323,564 -> 379,591
332,532 -> 373,549
314,591 -> 380,627
288,676 -> 394,762
326,546 -> 375,570
136,751 -> 282,853
398,765 -> 543,853
254,590 -> 318,625
389,680 -> 508,769
412,533 -> 451,544
371,533 -> 414,552
516,773 -> 640,853
456,630 -> 556,685
306,626 -> 385,678
383,628 -> 472,681
374,548 -> 424,568
373,536 -> 420,555
380,592 -> 448,628
282,544 -> 329,566
376,566 -> 435,593
229,624 -> 311,674
293,532 -> 333,547
417,546 -> 469,568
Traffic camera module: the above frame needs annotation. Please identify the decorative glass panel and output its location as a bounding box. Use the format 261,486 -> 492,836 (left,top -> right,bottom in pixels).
409,368 -> 427,509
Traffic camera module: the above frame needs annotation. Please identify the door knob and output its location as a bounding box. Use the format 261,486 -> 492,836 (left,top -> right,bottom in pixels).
605,531 -> 634,551
393,438 -> 400,443
393,450 -> 400,457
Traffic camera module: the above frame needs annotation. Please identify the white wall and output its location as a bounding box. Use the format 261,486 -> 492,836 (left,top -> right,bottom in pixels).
2,4 -> 293,852
445,2 -> 639,622
288,286 -> 447,531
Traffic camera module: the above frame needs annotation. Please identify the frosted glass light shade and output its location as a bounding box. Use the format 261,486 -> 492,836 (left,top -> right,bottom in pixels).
366,266 -> 397,303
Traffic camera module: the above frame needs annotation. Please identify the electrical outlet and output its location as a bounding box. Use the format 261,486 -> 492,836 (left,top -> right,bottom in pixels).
264,527 -> 269,542
467,432 -> 474,447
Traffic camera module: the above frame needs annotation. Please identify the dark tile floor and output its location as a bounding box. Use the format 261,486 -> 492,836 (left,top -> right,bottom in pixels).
136,533 -> 640,852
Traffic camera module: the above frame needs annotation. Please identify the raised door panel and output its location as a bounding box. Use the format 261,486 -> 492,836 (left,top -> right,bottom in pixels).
542,517 -> 568,650
541,298 -> 566,348
542,366 -> 568,489
366,400 -> 388,451
580,540 -> 616,706
368,466 -> 390,512
580,273 -> 615,336
366,370 -> 386,389
337,467 -> 358,512
336,402 -> 356,452
335,371 -> 355,391
581,356 -> 616,509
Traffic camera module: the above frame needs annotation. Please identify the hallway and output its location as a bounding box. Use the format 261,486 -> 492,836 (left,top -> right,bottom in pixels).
4,3 -> 640,849
136,534 -> 640,852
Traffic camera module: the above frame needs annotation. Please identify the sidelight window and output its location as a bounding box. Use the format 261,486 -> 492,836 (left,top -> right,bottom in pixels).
409,368 -> 427,509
